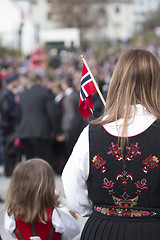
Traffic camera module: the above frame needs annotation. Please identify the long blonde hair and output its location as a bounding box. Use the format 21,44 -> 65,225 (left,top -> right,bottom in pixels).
94,49 -> 160,156
5,159 -> 58,223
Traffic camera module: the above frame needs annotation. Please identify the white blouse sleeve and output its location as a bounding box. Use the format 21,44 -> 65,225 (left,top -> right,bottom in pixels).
61,125 -> 93,217
52,206 -> 81,240
4,212 -> 17,239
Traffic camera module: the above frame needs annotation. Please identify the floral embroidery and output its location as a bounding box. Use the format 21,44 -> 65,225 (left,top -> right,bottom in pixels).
126,143 -> 141,161
92,141 -> 159,208
135,179 -> 147,195
142,155 -> 159,173
103,170 -> 148,207
94,206 -> 157,217
112,195 -> 138,207
107,142 -> 123,161
103,178 -> 115,195
108,142 -> 141,162
92,154 -> 107,173
116,170 -> 133,191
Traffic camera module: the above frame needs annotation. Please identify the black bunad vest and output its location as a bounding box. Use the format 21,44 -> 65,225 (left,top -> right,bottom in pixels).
81,122 -> 160,240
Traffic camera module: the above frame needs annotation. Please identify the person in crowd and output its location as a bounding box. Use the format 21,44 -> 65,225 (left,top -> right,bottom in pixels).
0,78 -> 4,170
0,74 -> 20,177
62,48 -> 160,240
92,69 -> 109,119
17,73 -> 56,164
0,78 -> 4,202
51,81 -> 65,174
52,81 -> 64,136
4,158 -> 80,240
60,75 -> 86,159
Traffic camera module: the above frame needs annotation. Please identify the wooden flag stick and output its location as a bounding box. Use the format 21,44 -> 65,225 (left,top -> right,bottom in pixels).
81,55 -> 106,106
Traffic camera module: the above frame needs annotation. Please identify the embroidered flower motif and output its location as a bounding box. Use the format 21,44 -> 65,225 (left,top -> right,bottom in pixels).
101,207 -> 107,214
103,178 -> 115,195
94,206 -> 157,218
112,195 -> 138,207
98,142 -> 158,208
140,211 -> 150,216
131,210 -> 142,217
142,155 -> 159,173
107,142 -> 123,161
116,170 -> 133,191
92,154 -> 107,173
135,178 -> 147,195
109,208 -> 118,215
126,143 -> 141,161
95,207 -> 102,212
122,209 -> 131,217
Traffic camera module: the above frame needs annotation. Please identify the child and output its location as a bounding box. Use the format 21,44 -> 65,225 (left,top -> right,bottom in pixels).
4,158 -> 80,240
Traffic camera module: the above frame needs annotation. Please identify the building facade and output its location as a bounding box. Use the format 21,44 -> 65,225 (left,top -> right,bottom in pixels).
2,0 -> 160,54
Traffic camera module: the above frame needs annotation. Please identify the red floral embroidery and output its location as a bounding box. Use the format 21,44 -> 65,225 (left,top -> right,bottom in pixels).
103,178 -> 115,195
142,155 -> 159,173
116,170 -> 134,191
112,195 -> 138,207
92,142 -> 159,208
94,206 -> 157,217
126,143 -> 141,161
92,154 -> 107,173
107,142 -> 123,161
135,178 -> 148,195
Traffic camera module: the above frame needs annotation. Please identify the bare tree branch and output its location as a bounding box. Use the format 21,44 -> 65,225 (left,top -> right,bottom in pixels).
47,0 -> 107,43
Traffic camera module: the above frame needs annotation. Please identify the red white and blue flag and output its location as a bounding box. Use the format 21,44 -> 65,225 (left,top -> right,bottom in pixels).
79,62 -> 97,120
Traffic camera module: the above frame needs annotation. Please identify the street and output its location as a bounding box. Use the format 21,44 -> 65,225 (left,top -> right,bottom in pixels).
0,172 -> 87,240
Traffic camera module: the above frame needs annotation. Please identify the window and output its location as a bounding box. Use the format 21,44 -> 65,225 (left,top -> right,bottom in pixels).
115,6 -> 120,14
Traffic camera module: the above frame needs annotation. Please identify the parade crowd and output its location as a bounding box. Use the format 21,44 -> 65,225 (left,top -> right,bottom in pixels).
0,48 -> 110,178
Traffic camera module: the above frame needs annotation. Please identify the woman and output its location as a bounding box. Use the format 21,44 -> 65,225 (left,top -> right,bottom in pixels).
62,49 -> 160,240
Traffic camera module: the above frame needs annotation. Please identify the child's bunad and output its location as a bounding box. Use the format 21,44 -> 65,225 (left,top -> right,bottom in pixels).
4,159 -> 80,240
4,205 -> 80,240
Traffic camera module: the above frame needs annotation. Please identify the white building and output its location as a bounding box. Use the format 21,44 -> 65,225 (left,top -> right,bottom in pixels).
20,0 -> 134,44
0,0 -> 21,49
133,0 -> 160,33
16,0 -> 80,54
0,0 -> 36,55
27,0 -> 160,43
1,0 -> 160,55
103,0 -> 160,42
105,1 -> 134,42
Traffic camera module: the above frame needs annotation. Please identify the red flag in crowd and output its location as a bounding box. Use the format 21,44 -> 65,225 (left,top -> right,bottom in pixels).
78,62 -> 97,120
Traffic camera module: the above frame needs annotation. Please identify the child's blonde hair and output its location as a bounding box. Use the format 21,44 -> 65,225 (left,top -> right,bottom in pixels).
5,158 -> 58,223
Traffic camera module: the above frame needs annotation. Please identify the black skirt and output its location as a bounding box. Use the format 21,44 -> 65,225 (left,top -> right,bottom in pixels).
80,211 -> 160,240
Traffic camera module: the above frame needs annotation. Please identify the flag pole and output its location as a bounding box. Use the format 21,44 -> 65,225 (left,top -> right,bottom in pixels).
81,55 -> 106,106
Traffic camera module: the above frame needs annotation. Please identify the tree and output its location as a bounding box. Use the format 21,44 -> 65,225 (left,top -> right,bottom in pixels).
47,0 -> 107,45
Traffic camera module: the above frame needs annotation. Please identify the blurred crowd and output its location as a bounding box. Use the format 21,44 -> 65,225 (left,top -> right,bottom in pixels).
0,48 -> 110,178
0,43 -> 159,178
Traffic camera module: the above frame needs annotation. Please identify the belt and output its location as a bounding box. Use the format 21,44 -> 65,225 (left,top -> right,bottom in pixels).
94,205 -> 160,218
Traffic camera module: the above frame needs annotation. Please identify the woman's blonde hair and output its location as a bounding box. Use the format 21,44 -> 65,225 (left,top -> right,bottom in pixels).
5,159 -> 58,223
94,48 -> 160,157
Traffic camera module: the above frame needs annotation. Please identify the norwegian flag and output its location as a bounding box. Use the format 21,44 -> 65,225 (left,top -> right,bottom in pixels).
79,62 -> 97,120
